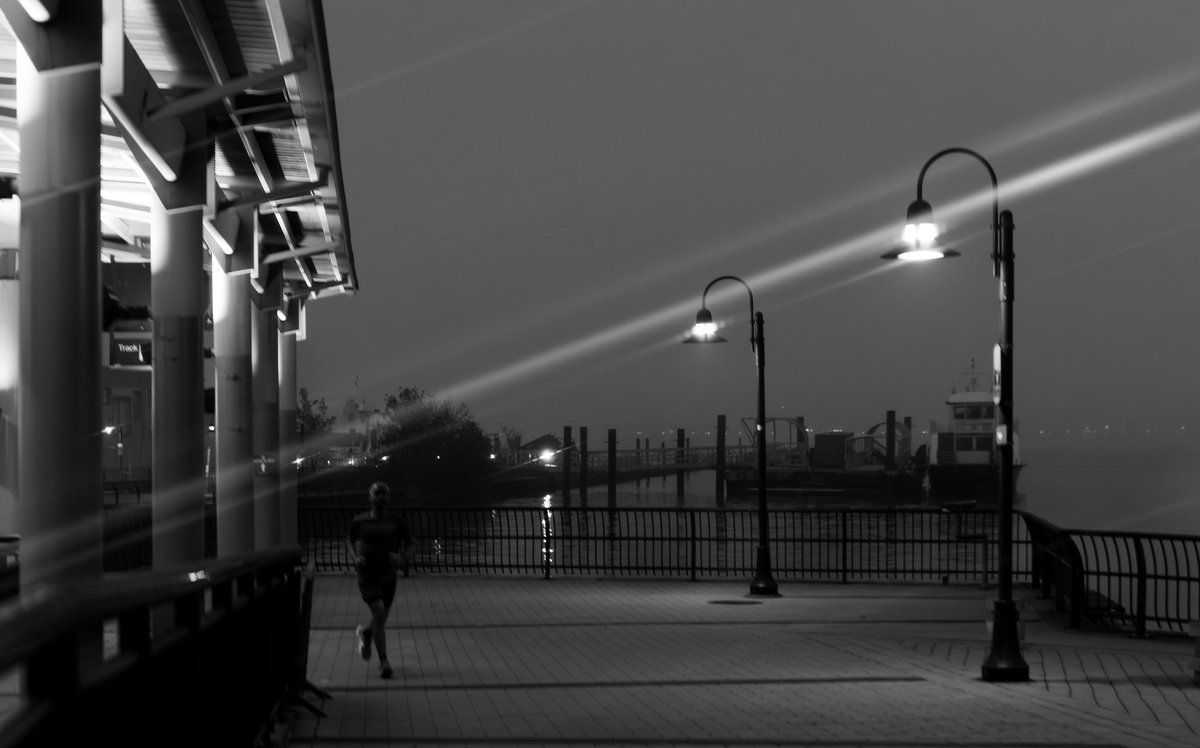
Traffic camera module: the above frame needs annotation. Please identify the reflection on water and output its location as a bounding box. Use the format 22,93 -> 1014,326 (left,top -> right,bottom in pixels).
541,494 -> 553,572
492,436 -> 1200,536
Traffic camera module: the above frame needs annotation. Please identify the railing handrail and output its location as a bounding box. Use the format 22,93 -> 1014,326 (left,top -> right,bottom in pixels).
0,546 -> 302,672
294,505 -> 1200,635
0,546 -> 305,747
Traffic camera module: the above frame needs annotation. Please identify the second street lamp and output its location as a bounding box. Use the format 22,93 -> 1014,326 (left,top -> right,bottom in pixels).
883,147 -> 1029,683
104,424 -> 125,480
684,275 -> 778,597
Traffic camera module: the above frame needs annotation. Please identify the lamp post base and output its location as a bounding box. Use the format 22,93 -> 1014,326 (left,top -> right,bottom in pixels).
981,599 -> 1029,682
749,545 -> 779,597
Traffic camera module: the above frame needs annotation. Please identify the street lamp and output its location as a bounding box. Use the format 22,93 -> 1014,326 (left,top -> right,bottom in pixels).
883,147 -> 1029,682
103,424 -> 125,480
684,275 -> 778,597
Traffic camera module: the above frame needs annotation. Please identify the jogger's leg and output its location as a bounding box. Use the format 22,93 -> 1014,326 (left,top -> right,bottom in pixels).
369,599 -> 389,665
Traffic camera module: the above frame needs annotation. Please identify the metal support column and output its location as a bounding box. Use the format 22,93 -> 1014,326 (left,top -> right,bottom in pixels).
15,24 -> 104,588
278,330 -> 298,546
0,253 -> 17,535
150,199 -> 207,565
212,262 -> 255,554
252,307 -> 280,548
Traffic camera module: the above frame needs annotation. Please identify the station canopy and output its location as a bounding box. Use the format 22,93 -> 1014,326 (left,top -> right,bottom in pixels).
0,0 -> 355,308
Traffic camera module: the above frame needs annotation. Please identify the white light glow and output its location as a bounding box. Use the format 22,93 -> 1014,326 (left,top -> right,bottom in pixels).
901,222 -> 939,246
539,449 -> 555,464
895,248 -> 946,261
691,322 -> 718,339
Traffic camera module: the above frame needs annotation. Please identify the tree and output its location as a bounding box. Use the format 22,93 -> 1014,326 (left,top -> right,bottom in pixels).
297,387 -> 335,438
375,387 -> 492,494
498,425 -> 523,453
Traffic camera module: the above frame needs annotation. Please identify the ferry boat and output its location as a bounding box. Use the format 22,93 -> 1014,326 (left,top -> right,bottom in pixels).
723,415 -> 927,499
925,363 -> 1023,500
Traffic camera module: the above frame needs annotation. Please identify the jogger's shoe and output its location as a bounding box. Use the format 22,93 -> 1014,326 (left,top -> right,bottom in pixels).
356,625 -> 373,661
379,659 -> 394,679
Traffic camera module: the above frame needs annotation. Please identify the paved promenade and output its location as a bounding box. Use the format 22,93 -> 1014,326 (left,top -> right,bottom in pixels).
282,574 -> 1198,747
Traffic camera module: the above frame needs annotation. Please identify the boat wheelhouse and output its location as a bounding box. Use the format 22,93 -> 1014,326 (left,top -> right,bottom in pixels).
926,387 -> 1022,500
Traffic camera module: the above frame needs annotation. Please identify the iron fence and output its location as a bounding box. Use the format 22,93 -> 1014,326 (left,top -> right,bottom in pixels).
300,505 -> 1026,586
1066,528 -> 1200,636
299,505 -> 1200,634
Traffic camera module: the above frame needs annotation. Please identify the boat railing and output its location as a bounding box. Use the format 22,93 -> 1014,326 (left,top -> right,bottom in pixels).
843,433 -> 913,471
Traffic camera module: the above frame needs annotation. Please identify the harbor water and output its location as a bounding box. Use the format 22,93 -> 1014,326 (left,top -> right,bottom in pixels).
495,435 -> 1200,536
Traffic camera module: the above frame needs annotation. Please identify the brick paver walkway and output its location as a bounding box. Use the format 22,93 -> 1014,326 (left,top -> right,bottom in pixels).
282,575 -> 1198,747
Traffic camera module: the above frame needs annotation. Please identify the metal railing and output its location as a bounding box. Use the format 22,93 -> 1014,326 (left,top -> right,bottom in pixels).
300,505 -> 1200,634
301,505 -> 1025,586
0,547 -> 306,747
1021,511 -> 1200,636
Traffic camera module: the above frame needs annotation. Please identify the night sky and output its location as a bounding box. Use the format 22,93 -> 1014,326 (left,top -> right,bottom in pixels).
307,0 -> 1200,446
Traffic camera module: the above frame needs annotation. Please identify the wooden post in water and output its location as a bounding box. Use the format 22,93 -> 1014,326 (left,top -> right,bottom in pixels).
715,415 -> 726,505
885,410 -> 897,502
886,410 -> 896,470
607,429 -> 617,504
579,426 -> 588,505
561,426 -> 572,503
676,428 -> 685,501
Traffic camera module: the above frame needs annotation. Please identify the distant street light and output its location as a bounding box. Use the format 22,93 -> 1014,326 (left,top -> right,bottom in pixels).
684,275 -> 778,597
104,424 -> 125,480
883,147 -> 1029,682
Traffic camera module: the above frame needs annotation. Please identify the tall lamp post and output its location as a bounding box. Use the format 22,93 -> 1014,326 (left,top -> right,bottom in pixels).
883,147 -> 1028,682
684,275 -> 778,597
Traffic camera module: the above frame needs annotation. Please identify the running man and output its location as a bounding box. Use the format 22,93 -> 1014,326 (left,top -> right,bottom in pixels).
346,481 -> 415,678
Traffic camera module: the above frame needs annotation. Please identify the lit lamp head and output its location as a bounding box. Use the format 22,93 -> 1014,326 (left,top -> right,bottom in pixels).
882,198 -> 960,261
683,307 -> 726,343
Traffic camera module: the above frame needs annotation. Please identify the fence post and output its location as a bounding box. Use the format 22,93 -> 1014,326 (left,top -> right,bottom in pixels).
689,510 -> 697,582
1134,537 -> 1148,638
607,429 -> 617,504
840,511 -> 849,584
579,427 -> 588,505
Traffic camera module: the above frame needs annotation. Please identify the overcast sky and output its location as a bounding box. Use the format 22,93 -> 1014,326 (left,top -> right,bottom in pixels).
307,0 -> 1200,446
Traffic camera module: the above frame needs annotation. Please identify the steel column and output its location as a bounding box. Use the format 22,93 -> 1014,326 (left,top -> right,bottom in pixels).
212,262 -> 255,554
278,331 -> 298,546
15,38 -> 104,587
151,199 -> 207,565
252,308 -> 280,548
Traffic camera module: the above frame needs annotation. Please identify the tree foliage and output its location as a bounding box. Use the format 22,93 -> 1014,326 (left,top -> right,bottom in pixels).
297,387 -> 335,436
375,387 -> 492,492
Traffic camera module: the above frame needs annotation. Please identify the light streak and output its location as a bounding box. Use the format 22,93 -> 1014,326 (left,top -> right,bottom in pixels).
337,1 -> 597,98
426,105 -> 1200,411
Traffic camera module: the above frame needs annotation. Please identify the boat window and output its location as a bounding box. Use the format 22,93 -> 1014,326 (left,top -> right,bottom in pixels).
982,405 -> 994,419
975,437 -> 992,451
956,436 -> 974,451
953,406 -> 967,419
966,406 -> 983,419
